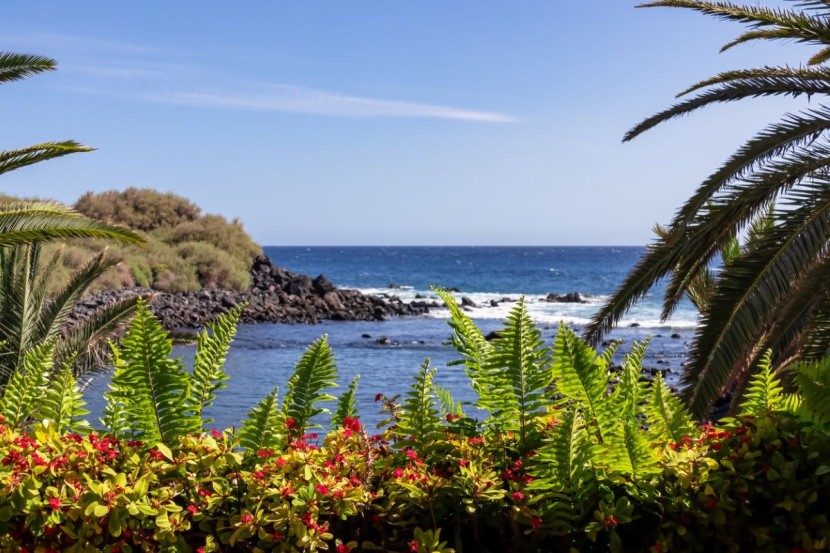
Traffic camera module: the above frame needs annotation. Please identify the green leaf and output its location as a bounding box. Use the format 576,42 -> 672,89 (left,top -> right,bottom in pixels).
282,336 -> 338,433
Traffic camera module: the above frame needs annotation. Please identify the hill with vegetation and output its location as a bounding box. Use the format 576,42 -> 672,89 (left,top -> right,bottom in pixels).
3,188 -> 262,293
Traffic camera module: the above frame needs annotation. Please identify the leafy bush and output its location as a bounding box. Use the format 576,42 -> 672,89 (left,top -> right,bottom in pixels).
16,187 -> 264,294
0,299 -> 828,551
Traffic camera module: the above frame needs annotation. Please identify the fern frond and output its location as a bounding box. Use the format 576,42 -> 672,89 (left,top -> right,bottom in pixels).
739,350 -> 785,416
103,300 -> 196,444
484,298 -> 552,450
613,338 -> 651,421
791,356 -> 830,427
282,336 -> 338,433
530,408 -> 597,505
607,420 -> 659,482
0,342 -> 52,428
644,372 -> 695,445
331,375 -> 360,428
39,364 -> 90,434
434,384 -> 465,418
434,287 -> 495,399
190,305 -> 243,427
394,360 -> 446,461
238,386 -> 283,452
551,324 -> 614,443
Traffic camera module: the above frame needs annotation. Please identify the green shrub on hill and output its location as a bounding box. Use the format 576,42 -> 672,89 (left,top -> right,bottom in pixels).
12,187 -> 260,294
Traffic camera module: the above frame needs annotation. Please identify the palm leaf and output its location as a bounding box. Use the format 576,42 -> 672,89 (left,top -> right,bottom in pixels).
0,52 -> 55,84
0,141 -> 94,176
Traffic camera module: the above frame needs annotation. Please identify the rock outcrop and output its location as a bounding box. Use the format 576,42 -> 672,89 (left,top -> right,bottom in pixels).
70,255 -> 427,329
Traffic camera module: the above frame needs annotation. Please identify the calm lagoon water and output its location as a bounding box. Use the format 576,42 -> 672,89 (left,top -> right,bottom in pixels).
83,247 -> 696,431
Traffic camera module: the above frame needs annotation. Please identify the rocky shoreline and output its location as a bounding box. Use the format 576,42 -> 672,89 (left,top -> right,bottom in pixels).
69,255 -> 428,330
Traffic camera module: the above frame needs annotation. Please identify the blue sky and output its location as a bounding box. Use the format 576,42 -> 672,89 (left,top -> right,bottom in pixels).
0,1 -> 809,245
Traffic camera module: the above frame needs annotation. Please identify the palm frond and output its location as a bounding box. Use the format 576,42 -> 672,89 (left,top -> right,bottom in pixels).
0,201 -> 145,247
682,184 -> 830,417
0,52 -> 55,84
626,77 -> 830,141
0,141 -> 94,176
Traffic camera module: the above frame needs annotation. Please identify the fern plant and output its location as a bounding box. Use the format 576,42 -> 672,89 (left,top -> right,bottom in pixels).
102,299 -> 242,444
738,350 -> 785,417
281,335 -> 339,435
331,375 -> 360,428
393,360 -> 447,462
38,364 -> 90,434
0,341 -> 53,428
238,386 -> 283,452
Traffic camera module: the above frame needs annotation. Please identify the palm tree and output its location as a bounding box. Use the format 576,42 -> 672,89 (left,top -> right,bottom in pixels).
586,0 -> 830,418
0,52 -> 146,385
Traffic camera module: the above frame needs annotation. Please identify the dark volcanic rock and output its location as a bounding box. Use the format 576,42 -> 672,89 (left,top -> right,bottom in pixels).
70,255 -> 429,330
545,291 -> 586,303
461,296 -> 477,308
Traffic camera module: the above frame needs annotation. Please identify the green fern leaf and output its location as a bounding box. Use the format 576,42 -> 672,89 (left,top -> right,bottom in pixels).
282,336 -> 338,433
613,338 -> 651,420
101,342 -> 132,438
190,305 -> 243,427
434,288 -> 496,406
791,357 -> 830,427
607,419 -> 658,482
102,300 -> 196,444
331,375 -> 360,428
394,360 -> 446,461
434,383 -> 465,418
644,372 -> 694,445
551,324 -> 614,443
484,298 -> 552,450
238,386 -> 283,452
0,342 -> 52,428
739,350 -> 785,416
39,363 -> 90,434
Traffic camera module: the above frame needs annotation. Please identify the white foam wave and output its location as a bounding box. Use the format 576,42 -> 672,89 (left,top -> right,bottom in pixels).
352,287 -> 700,330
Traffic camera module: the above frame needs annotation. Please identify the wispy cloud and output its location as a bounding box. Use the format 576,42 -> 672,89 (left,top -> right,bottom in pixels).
17,31 -> 515,123
137,84 -> 516,122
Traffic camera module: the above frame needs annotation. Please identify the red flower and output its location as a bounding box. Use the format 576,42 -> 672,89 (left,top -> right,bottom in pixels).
186,505 -> 199,516
284,417 -> 298,430
459,459 -> 469,467
405,449 -> 418,460
391,467 -> 404,478
342,417 -> 361,433
315,484 -> 330,496
48,497 -> 60,510
336,544 -> 351,553
409,540 -> 420,553
603,515 -> 618,528
375,393 -> 384,402
512,491 -> 525,502
530,516 -> 543,529
211,429 -> 222,439
240,513 -> 254,525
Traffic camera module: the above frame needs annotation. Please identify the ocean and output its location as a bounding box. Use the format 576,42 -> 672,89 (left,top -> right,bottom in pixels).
83,246 -> 698,431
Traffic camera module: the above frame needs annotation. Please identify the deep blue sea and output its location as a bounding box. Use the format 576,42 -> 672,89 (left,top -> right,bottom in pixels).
84,247 -> 698,431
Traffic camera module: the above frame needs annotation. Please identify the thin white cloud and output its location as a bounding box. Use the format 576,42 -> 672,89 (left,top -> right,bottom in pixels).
138,84 -> 516,122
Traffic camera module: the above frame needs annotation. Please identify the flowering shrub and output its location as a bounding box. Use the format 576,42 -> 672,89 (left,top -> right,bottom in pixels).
0,297 -> 828,551
0,410 -> 828,552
